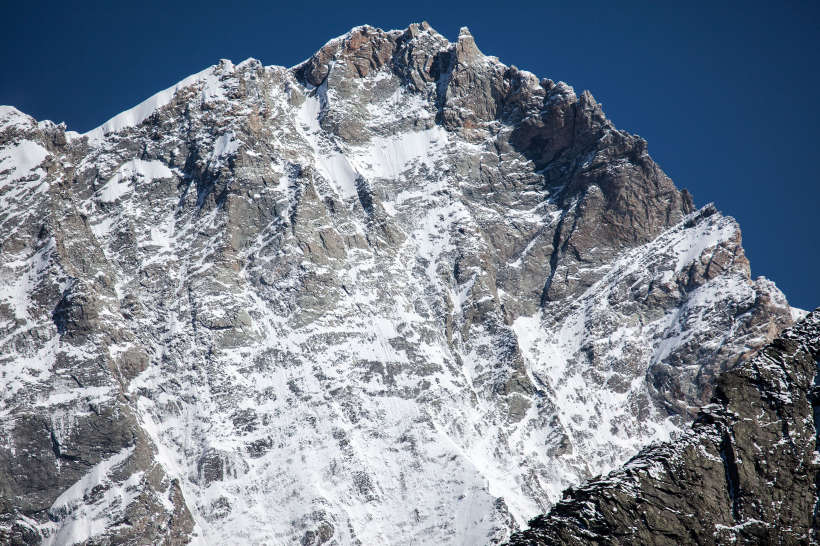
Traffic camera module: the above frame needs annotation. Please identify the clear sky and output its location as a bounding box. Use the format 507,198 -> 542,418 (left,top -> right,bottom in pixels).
2,0 -> 817,310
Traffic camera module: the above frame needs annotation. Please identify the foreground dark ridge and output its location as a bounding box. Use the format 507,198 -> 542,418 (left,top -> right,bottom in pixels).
509,309 -> 820,545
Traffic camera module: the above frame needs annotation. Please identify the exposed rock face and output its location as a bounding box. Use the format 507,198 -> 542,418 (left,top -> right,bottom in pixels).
0,23 -> 796,544
509,309 -> 820,545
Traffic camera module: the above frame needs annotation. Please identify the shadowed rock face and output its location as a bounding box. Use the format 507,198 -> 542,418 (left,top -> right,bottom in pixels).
0,23 -> 796,544
509,310 -> 820,545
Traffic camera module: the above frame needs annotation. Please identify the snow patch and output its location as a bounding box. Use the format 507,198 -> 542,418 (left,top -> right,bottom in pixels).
0,140 -> 49,180
97,159 -> 173,202
0,106 -> 35,131
791,307 -> 809,323
350,127 -> 448,181
46,447 -> 138,546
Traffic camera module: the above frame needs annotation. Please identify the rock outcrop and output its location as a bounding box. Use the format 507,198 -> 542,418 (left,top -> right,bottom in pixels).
509,309 -> 820,545
0,23 -> 797,544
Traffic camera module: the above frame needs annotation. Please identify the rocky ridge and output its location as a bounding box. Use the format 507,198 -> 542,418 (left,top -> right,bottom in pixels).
509,309 -> 820,545
0,23 -> 797,544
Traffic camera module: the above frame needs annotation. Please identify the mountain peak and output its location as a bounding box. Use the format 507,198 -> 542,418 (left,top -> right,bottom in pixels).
293,22 -> 454,87
455,25 -> 483,61
0,23 -> 798,545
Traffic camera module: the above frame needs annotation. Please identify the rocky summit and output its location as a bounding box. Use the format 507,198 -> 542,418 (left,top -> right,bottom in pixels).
0,22 -> 802,545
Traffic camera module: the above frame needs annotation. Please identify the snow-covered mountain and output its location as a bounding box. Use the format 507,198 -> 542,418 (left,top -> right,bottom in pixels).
0,23 -> 796,545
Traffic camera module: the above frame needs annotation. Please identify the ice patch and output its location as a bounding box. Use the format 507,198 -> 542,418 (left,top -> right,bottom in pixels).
295,87 -> 448,200
296,91 -> 360,199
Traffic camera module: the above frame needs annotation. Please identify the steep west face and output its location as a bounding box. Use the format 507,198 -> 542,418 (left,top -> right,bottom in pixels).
0,110 -> 196,543
0,23 -> 795,544
509,309 -> 820,545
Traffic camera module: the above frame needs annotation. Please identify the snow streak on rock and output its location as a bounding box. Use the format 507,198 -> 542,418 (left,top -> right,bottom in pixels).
509,310 -> 820,545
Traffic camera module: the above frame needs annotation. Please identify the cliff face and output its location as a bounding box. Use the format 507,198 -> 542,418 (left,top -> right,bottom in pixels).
0,23 -> 795,544
509,310 -> 820,545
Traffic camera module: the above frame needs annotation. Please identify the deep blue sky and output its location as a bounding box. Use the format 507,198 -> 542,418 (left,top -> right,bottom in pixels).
2,1 -> 817,310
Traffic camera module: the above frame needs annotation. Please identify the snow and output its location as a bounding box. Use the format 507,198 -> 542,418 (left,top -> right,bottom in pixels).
509,206 -> 752,507
350,127 -> 448,181
292,88 -> 354,199
318,151 -> 360,199
84,70 -> 205,140
211,132 -> 240,159
670,209 -> 737,273
791,307 -> 809,323
49,447 -> 134,517
0,139 -> 49,179
0,105 -> 35,131
83,62 -> 234,143
97,158 -> 173,202
45,447 -> 138,546
36,385 -> 114,408
0,239 -> 55,325
294,75 -> 449,202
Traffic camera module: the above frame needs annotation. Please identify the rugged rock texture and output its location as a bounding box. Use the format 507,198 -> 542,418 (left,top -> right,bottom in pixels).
509,309 -> 820,545
0,23 -> 797,544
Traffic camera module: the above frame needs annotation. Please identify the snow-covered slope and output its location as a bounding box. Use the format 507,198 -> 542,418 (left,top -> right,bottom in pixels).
509,310 -> 820,545
0,23 -> 794,545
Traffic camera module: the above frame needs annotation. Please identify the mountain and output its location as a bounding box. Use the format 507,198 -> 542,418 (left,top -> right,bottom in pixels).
0,23 -> 798,544
508,309 -> 820,545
